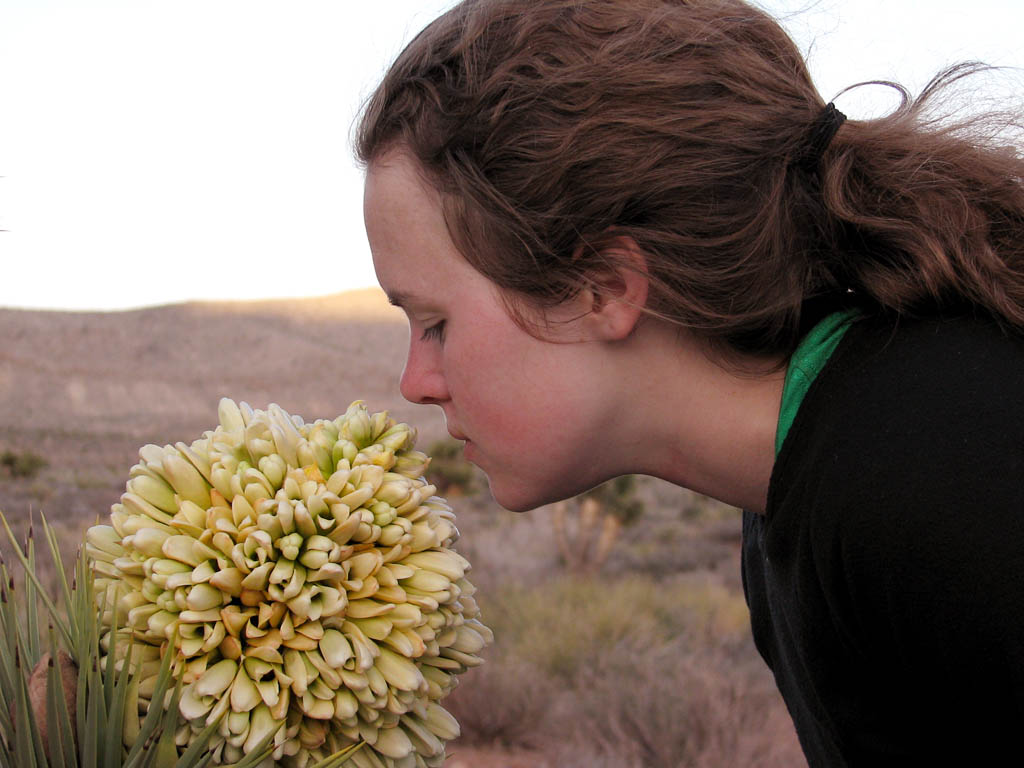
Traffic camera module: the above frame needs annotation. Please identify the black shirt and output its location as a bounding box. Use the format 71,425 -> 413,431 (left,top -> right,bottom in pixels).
742,315 -> 1024,767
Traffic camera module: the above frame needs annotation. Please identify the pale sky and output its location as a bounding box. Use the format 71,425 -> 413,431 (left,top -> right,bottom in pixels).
2,1 -> 1023,311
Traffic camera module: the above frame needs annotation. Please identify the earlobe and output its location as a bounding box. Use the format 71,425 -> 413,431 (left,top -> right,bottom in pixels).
581,236 -> 650,342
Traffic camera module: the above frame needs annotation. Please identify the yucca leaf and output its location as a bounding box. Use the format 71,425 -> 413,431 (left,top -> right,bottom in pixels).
45,651 -> 70,768
151,674 -> 186,768
222,727 -> 277,768
123,631 -> 179,768
25,521 -> 41,665
75,627 -> 92,768
0,580 -> 17,726
0,514 -> 73,650
134,732 -> 162,768
72,547 -> 93,662
13,647 -> 43,768
310,741 -> 368,768
123,696 -> 171,768
0,735 -> 13,768
174,710 -> 224,768
123,686 -> 175,767
103,586 -> 121,712
0,581 -> 21,749
152,708 -> 180,768
41,515 -> 75,649
48,626 -> 78,768
94,663 -> 112,768
82,656 -> 106,768
105,626 -> 134,767
0,708 -> 12,767
0,573 -> 19,663
9,650 -> 32,768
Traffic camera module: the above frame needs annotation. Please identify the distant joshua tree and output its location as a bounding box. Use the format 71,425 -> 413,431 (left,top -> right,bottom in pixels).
552,475 -> 644,573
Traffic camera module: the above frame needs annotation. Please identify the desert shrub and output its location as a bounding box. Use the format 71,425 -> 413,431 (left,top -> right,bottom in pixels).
448,572 -> 804,765
443,655 -> 559,749
608,520 -> 741,580
426,438 -> 484,495
486,575 -> 750,679
553,641 -> 804,768
1,448 -> 47,479
637,479 -> 738,524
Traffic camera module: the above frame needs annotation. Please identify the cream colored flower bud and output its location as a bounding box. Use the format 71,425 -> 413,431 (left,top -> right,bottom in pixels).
230,665 -> 262,713
342,403 -> 373,447
129,526 -> 171,558
87,525 -> 126,557
399,714 -> 444,758
243,704 -> 283,753
377,424 -> 413,453
275,533 -> 303,562
218,398 -> 247,433
258,453 -> 287,490
333,438 -> 359,467
126,475 -> 178,514
393,451 -> 430,480
162,452 -> 212,508
186,583 -> 224,612
195,659 -> 238,698
374,724 -> 415,759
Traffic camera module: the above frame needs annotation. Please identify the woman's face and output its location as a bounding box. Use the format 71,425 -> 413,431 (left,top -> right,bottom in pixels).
364,152 -> 612,511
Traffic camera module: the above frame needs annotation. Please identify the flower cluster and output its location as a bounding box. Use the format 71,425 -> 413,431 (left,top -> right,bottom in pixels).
86,400 -> 490,768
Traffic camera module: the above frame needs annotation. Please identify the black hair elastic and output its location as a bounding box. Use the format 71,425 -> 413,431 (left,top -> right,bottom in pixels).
797,102 -> 846,173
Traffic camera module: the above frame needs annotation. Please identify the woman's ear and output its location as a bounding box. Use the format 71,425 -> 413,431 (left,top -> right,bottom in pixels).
579,235 -> 650,341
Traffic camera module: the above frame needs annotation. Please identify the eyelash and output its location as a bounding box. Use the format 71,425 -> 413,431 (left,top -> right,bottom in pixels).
421,321 -> 446,343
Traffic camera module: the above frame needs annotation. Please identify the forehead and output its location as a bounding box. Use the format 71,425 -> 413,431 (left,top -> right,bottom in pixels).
363,151 -> 440,236
364,152 -> 477,309
363,151 -> 553,333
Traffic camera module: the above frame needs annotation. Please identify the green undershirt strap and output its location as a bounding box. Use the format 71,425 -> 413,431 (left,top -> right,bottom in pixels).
775,311 -> 857,456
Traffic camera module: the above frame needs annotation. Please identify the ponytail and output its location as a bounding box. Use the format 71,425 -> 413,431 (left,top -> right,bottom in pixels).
817,63 -> 1024,331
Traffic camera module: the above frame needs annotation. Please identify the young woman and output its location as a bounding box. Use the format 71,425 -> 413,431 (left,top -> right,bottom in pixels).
357,1 -> 1024,765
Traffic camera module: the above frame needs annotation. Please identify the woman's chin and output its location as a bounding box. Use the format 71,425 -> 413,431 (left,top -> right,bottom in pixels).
481,475 -> 543,513
458,444 -> 511,507
470,448 -> 598,512
482,473 -> 580,513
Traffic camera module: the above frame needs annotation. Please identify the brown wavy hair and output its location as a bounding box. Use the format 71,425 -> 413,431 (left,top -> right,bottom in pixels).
356,0 -> 1024,359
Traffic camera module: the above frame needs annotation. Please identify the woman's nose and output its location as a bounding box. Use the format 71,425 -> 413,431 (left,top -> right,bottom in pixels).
399,342 -> 449,405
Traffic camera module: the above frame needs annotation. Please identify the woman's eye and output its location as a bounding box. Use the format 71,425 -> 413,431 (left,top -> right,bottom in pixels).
421,321 -> 446,343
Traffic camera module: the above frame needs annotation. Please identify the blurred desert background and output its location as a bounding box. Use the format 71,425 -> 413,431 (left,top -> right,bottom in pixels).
0,288 -> 804,767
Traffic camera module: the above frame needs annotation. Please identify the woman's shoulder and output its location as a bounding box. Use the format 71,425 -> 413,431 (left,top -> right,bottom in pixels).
797,312 -> 1024,444
838,312 -> 1024,382
771,312 -> 1024,529
766,311 -> 1024,619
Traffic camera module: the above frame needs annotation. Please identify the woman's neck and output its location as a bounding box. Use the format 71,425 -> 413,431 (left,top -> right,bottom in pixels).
604,322 -> 786,514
